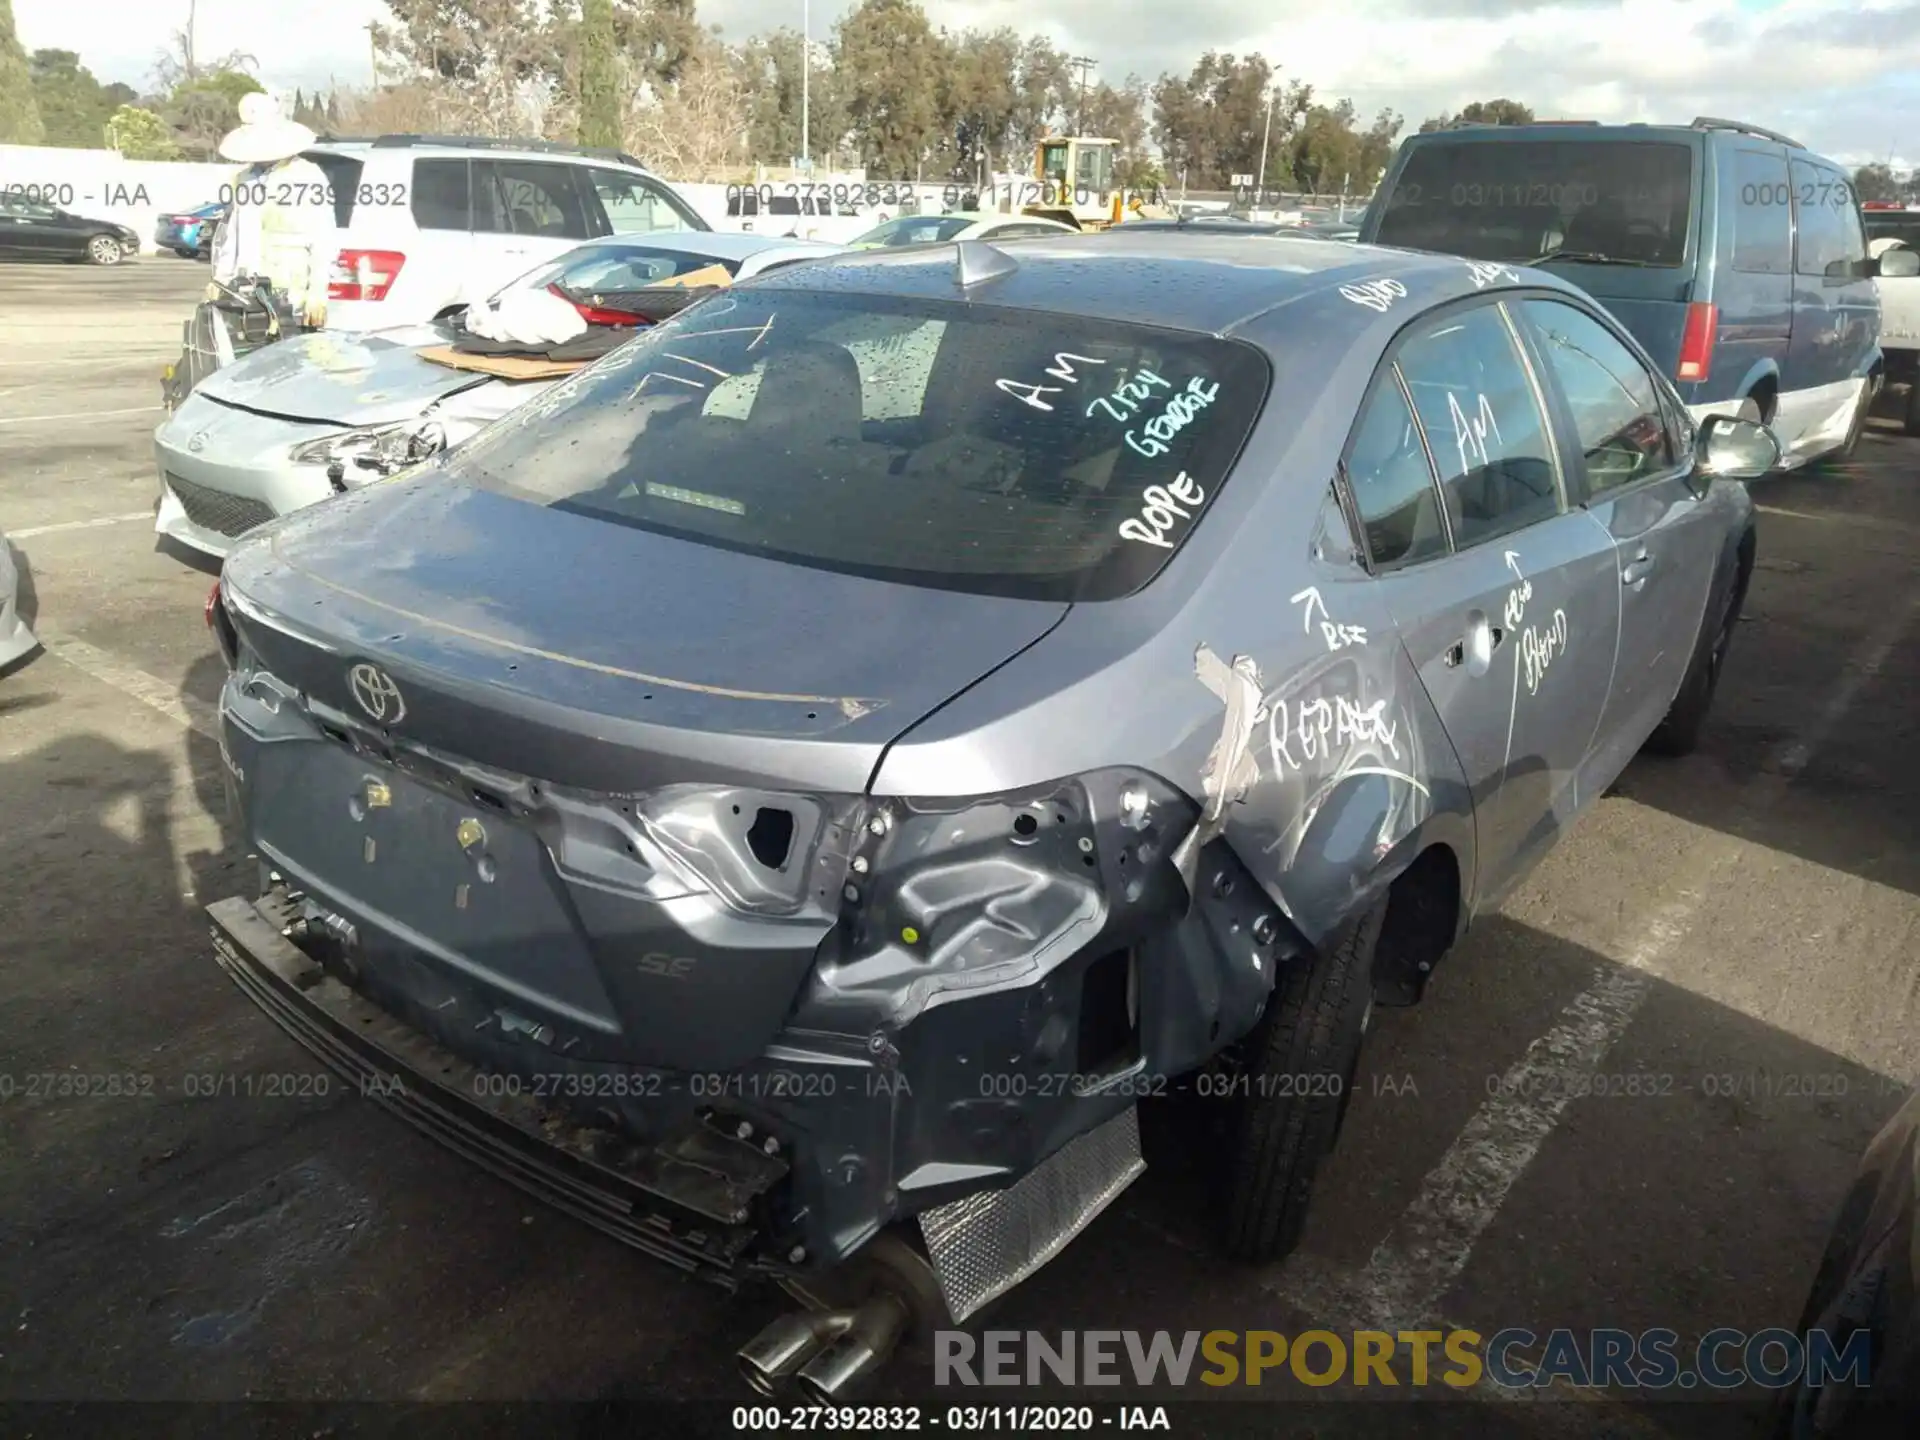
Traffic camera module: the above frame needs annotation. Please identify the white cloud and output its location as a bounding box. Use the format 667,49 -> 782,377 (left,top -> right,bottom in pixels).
16,0 -> 1920,167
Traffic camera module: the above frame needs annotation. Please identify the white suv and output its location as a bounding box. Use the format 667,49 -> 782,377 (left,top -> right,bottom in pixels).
301,135 -> 711,331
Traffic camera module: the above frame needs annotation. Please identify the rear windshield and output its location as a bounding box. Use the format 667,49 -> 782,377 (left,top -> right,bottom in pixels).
502,243 -> 745,301
1374,139 -> 1694,267
444,289 -> 1270,601
857,216 -> 974,247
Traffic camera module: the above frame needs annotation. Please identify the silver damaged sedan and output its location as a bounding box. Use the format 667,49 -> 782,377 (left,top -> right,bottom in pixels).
203,232 -> 1772,1397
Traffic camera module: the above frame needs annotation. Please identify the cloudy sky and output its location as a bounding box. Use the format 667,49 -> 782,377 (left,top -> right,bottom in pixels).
16,0 -> 1919,170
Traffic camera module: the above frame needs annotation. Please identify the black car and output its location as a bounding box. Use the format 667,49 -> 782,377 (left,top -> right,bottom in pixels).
0,195 -> 139,265
1779,1090 -> 1918,1437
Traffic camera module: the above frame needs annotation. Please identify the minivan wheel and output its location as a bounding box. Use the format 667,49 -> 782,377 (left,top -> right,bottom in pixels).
1220,897 -> 1384,1264
87,235 -> 123,266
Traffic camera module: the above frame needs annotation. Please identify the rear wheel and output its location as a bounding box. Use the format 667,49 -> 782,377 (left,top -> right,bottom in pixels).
1221,898 -> 1383,1263
86,235 -> 123,266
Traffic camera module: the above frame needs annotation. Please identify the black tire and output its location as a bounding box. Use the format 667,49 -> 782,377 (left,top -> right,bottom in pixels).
174,247 -> 198,259
86,234 -> 123,266
1221,898 -> 1383,1263
1646,545 -> 1749,757
1903,381 -> 1920,438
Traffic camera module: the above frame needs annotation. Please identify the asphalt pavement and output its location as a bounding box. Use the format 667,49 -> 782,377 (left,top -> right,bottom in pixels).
1,259 -> 1916,1438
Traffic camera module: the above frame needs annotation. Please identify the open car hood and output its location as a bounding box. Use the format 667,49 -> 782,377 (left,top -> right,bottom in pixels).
197,326 -> 493,427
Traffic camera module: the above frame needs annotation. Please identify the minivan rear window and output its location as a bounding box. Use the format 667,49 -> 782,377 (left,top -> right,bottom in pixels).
1373,140 -> 1694,267
445,290 -> 1270,602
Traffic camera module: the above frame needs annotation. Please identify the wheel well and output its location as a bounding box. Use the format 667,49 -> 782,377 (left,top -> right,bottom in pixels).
1370,843 -> 1461,1007
1746,377 -> 1778,424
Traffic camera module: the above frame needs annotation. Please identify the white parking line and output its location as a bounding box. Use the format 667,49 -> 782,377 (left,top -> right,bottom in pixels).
39,632 -> 219,740
9,512 -> 152,540
0,405 -> 162,426
1272,587 -> 1920,1336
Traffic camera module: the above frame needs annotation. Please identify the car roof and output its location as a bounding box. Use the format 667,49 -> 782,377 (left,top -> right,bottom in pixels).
750,233 -> 1588,338
307,139 -> 656,173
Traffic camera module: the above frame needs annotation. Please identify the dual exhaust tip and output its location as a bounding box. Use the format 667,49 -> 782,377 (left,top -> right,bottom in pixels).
738,1293 -> 910,1403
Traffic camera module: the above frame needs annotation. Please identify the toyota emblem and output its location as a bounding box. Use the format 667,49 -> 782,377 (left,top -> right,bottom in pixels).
187,429 -> 209,453
348,662 -> 405,723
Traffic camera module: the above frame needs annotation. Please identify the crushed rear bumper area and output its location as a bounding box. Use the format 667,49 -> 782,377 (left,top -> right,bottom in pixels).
208,893 -> 784,1286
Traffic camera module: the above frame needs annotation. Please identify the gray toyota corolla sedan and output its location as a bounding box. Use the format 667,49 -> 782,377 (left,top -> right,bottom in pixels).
204,232 -> 1773,1398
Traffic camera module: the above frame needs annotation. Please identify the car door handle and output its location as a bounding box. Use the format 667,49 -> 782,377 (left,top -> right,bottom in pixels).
1444,624 -> 1505,669
1621,550 -> 1655,586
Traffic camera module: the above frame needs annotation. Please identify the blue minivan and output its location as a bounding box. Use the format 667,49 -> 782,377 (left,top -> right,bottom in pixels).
1359,117 -> 1918,469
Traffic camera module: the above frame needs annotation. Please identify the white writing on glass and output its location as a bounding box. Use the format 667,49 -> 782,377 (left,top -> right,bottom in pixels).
994,351 -> 1108,412
1086,369 -> 1172,423
1501,549 -> 1531,631
1520,609 -> 1569,695
1466,260 -> 1520,290
1118,470 -> 1206,548
1338,277 -> 1408,313
1125,376 -> 1220,458
1448,390 -> 1502,475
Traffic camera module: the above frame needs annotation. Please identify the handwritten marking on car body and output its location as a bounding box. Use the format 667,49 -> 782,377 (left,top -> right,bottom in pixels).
1521,609 -> 1570,695
1339,277 -> 1408,312
1086,369 -> 1172,423
1501,549 -> 1532,630
1466,260 -> 1521,289
1448,391 -> 1502,475
1266,693 -> 1403,775
1118,471 -> 1207,548
1293,587 -> 1370,652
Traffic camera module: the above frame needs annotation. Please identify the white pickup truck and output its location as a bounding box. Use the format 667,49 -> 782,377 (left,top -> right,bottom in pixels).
1866,209 -> 1920,433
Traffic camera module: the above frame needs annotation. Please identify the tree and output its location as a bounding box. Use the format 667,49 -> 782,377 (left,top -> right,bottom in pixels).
1853,163 -> 1901,205
1080,76 -> 1156,187
1153,51 -> 1275,188
623,41 -> 746,180
164,67 -> 266,159
578,0 -> 619,148
0,0 -> 45,144
29,49 -> 118,148
1419,97 -> 1535,133
733,28 -> 848,167
1287,99 -> 1401,195
105,103 -> 181,159
832,0 -> 951,179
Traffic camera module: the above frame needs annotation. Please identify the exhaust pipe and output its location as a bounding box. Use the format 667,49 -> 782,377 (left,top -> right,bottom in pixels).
737,1310 -> 857,1396
794,1294 -> 911,1403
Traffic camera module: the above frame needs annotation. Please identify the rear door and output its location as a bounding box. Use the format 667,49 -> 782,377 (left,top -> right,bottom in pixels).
1516,296 -> 1718,787
1353,297 -> 1622,907
1782,157 -> 1877,458
1711,143 -> 1796,413
469,159 -> 598,300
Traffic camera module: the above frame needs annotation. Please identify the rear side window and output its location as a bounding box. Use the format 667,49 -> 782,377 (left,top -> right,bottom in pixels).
1344,374 -> 1449,568
473,160 -> 594,240
583,168 -> 707,235
444,291 -> 1271,602
1793,160 -> 1864,275
1396,304 -> 1561,549
1374,139 -> 1694,267
411,159 -> 471,231
1522,300 -> 1672,497
301,150 -> 364,227
1730,148 -> 1792,274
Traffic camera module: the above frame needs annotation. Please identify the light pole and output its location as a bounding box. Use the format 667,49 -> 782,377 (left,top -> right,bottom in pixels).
1070,56 -> 1097,133
801,0 -> 810,174
1255,80 -> 1276,207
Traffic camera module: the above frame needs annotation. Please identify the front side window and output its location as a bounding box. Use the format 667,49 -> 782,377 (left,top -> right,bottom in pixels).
444,290 -> 1271,601
1522,299 -> 1672,497
1374,139 -> 1694,267
585,168 -> 706,235
1344,373 -> 1449,568
1395,304 -> 1562,549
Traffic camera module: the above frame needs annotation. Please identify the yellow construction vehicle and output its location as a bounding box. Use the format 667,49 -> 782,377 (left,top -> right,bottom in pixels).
990,136 -> 1167,230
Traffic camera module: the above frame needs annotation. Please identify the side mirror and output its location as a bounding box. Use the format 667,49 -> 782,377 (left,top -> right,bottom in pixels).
1879,247 -> 1920,279
1695,413 -> 1781,481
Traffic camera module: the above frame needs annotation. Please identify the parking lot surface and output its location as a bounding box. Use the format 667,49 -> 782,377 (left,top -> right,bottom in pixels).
2,261 -> 1916,1436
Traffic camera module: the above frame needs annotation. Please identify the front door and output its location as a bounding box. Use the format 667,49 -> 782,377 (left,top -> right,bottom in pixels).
1516,296 -> 1722,785
1355,299 -> 1622,907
